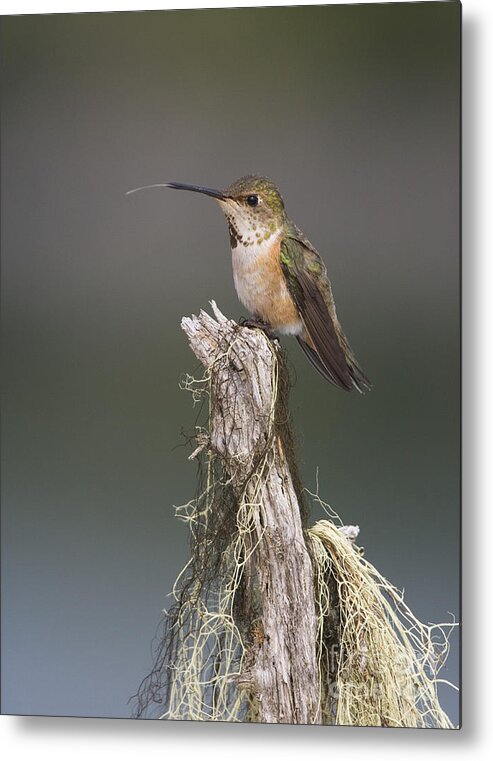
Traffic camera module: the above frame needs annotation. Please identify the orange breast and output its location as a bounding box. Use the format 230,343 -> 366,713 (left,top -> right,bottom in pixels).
232,236 -> 301,331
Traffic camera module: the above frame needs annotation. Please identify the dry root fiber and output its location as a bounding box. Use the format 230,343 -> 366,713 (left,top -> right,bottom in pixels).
308,503 -> 457,727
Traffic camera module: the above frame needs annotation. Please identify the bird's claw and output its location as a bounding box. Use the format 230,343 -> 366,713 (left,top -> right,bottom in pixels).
238,317 -> 278,342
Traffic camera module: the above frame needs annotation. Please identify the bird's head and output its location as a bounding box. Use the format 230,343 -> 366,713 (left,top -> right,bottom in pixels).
127,175 -> 287,248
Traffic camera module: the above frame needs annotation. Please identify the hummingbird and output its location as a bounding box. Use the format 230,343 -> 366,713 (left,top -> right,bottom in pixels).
127,175 -> 371,393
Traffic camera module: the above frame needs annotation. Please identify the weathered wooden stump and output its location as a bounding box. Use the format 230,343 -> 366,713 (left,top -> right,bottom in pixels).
181,302 -> 320,724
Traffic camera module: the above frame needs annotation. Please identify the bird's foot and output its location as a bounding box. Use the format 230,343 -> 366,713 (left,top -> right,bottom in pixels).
238,317 -> 278,342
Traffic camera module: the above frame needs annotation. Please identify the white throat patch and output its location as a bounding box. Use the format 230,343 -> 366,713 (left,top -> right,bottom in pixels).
219,200 -> 279,253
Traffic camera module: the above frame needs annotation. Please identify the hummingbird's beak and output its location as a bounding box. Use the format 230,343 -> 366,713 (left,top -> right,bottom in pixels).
126,182 -> 229,201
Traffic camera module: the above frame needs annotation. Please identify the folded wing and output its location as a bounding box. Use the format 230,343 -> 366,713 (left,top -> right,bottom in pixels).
280,234 -> 371,393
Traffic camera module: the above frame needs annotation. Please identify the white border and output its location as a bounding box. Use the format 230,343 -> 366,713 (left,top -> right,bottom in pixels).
2,0 -> 491,758
0,0 -> 456,14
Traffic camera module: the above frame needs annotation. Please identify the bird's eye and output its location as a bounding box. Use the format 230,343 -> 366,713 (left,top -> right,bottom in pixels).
246,194 -> 259,207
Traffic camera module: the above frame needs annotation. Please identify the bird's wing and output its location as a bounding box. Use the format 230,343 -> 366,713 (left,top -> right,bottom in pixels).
280,233 -> 371,393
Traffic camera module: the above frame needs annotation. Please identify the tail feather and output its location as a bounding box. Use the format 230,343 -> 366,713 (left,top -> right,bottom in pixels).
297,336 -> 372,394
337,332 -> 372,394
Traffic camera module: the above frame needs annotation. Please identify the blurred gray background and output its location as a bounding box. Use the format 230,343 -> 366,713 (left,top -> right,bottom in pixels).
1,3 -> 460,724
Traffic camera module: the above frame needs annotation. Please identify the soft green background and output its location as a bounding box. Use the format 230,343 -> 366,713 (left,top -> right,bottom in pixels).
1,2 -> 460,723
